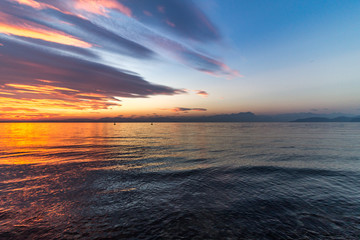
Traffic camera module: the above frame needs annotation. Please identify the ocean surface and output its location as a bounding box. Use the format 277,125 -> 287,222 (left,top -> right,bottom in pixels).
0,122 -> 359,239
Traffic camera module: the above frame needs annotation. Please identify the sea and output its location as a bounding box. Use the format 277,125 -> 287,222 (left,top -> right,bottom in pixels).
0,122 -> 359,239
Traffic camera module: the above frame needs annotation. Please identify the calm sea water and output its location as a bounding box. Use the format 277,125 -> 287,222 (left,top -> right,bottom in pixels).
0,123 -> 360,239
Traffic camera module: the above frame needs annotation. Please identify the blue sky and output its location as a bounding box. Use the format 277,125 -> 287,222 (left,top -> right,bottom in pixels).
0,0 -> 359,120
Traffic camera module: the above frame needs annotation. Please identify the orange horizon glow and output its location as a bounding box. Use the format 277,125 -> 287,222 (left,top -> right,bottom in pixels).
2,0 -> 355,122
0,82 -> 123,120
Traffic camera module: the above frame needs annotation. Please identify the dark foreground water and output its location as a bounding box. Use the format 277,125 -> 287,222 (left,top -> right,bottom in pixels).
0,123 -> 360,239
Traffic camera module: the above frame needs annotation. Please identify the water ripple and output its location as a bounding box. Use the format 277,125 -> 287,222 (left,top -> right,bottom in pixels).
0,123 -> 359,239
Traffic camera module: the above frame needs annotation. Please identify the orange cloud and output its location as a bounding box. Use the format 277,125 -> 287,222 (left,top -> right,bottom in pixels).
6,84 -> 80,94
0,82 -> 122,120
0,107 -> 38,112
0,21 -> 91,48
11,0 -> 45,9
0,91 -> 14,95
0,94 -> 119,120
74,0 -> 132,17
10,0 -> 72,15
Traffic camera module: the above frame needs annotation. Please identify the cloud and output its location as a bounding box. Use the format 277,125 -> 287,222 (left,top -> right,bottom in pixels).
14,36 -> 99,59
47,0 -> 238,76
310,108 -> 330,112
161,107 -> 207,113
0,107 -> 39,112
0,11 -> 91,48
47,9 -> 156,58
147,33 -> 240,77
0,0 -> 240,119
0,1 -> 156,59
31,0 -> 220,44
74,0 -> 132,17
1,0 -> 239,77
195,90 -> 209,97
0,111 -> 61,120
1,82 -> 121,110
0,37 -> 184,110
11,0 -> 55,10
118,0 -> 220,42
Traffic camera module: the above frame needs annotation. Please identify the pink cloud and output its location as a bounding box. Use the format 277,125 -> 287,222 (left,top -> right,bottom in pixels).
165,19 -> 176,28
195,90 -> 209,97
143,10 -> 152,16
157,6 -> 165,13
74,0 -> 132,17
147,34 -> 240,78
0,10 -> 92,47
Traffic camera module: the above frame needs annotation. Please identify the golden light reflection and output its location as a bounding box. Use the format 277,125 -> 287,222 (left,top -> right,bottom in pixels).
0,123 -> 54,165
0,122 -> 215,179
0,123 -> 149,165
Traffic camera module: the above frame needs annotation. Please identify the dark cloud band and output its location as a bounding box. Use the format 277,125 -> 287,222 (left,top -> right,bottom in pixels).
0,37 -> 184,100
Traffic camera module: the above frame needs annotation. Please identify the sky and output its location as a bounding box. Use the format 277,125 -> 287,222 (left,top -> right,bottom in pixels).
0,0 -> 360,120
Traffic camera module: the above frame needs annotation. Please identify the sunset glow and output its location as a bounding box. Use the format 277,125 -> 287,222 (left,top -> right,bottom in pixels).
1,0 -> 360,121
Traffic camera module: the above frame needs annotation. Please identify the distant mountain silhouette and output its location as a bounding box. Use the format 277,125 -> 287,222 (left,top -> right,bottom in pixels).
2,112 -> 359,122
99,112 -> 358,123
293,117 -> 331,122
293,116 -> 360,122
99,112 -> 267,122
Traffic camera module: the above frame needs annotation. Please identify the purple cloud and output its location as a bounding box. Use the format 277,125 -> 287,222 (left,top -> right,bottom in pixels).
118,0 -> 220,42
0,38 -> 184,109
1,0 -> 239,77
0,0 -> 240,117
161,107 -> 207,113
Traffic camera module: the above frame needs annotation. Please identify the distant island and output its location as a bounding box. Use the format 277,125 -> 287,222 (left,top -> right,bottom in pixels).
2,112 -> 360,123
99,112 -> 360,123
292,116 -> 360,122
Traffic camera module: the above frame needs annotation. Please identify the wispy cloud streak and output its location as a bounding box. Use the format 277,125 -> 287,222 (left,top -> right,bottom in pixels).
0,38 -> 184,111
2,0 -> 238,76
119,0 -> 220,42
161,107 -> 207,113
